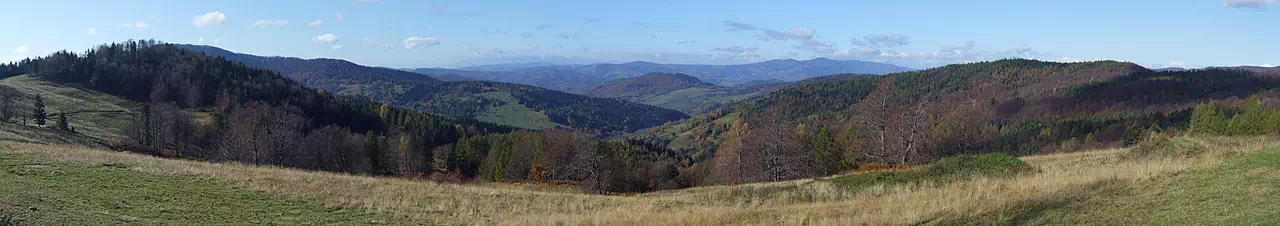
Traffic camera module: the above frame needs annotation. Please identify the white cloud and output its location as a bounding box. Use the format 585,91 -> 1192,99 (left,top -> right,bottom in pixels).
308,20 -> 324,27
331,45 -> 344,50
84,28 -> 98,36
192,12 -> 227,28
313,33 -> 338,44
119,20 -> 150,29
335,12 -> 345,21
1166,61 -> 1188,68
402,37 -> 441,49
251,19 -> 289,28
9,45 -> 30,61
1225,0 -> 1273,9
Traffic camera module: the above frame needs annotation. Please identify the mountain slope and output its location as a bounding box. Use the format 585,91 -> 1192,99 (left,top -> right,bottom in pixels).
587,73 -> 771,114
411,58 -> 910,93
180,45 -> 687,134
589,73 -> 713,100
636,59 -> 1280,157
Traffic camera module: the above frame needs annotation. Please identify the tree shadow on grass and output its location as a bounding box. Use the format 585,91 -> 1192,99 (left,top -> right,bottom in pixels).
923,178 -> 1133,226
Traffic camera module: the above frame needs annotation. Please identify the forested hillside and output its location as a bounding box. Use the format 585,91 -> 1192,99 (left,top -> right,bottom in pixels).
587,73 -> 772,114
179,45 -> 687,134
631,59 -> 1280,185
0,41 -> 702,193
0,40 -> 521,176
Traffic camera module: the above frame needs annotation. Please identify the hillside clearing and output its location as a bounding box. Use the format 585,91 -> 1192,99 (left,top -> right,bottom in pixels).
0,75 -> 139,141
1,136 -> 1273,225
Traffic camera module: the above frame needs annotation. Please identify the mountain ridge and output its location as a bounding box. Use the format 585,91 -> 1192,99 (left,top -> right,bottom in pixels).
179,44 -> 687,134
411,57 -> 912,93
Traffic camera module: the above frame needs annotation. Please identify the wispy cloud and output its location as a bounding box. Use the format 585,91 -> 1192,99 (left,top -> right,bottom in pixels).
119,20 -> 150,29
721,20 -> 813,41
251,19 -> 289,28
556,33 -> 579,39
308,20 -> 324,27
851,34 -> 911,48
1225,0 -> 1273,9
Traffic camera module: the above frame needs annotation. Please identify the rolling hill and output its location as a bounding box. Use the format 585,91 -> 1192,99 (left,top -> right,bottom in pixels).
179,44 -> 687,134
411,58 -> 910,93
587,73 -> 777,114
636,59 -> 1280,158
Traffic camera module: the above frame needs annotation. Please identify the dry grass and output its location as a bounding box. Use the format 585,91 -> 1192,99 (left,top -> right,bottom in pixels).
3,136 -> 1274,225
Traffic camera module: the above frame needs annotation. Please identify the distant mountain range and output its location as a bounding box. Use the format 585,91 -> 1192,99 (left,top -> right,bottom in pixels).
179,45 -> 688,134
411,58 -> 911,94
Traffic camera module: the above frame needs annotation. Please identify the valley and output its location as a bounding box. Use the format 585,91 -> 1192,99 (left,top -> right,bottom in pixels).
3,1 -> 1279,223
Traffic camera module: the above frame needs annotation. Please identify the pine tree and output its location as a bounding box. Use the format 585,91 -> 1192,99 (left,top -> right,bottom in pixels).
812,126 -> 842,175
57,111 -> 70,131
364,131 -> 383,174
31,94 -> 47,126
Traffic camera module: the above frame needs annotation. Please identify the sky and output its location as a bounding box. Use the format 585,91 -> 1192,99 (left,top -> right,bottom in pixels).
1,0 -> 1278,69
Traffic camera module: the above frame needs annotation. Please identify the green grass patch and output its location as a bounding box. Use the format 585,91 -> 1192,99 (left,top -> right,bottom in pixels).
474,92 -> 557,129
0,75 -> 139,140
826,153 -> 1037,190
0,145 -> 398,225
938,146 -> 1280,225
643,87 -> 761,114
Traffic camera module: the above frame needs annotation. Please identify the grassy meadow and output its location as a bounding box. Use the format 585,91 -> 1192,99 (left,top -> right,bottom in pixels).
2,136 -> 1275,225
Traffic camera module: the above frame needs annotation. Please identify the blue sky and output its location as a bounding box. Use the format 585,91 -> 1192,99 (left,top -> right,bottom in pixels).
2,0 -> 1277,69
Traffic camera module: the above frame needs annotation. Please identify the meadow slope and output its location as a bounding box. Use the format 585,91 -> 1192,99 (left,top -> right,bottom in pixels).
1,136 -> 1275,225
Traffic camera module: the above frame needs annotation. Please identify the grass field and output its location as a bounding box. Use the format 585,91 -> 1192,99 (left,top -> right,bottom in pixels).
0,75 -> 139,141
2,136 -> 1275,225
474,92 -> 558,130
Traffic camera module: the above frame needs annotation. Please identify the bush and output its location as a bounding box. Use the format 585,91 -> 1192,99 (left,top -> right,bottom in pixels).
827,153 -> 1036,189
1125,136 -> 1208,159
919,153 -> 1038,179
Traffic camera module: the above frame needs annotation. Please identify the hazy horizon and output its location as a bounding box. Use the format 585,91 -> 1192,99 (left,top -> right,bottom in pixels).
3,0 -> 1278,69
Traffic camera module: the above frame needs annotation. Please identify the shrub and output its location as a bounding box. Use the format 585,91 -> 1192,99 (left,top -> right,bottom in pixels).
919,153 -> 1037,179
827,153 -> 1036,189
1125,136 -> 1208,159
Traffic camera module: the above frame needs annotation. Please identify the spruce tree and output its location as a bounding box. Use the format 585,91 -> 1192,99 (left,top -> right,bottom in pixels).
57,111 -> 70,131
31,94 -> 47,126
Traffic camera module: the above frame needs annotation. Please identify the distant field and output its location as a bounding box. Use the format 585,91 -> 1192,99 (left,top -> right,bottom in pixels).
643,87 -> 760,114
474,92 -> 558,130
2,136 -> 1273,225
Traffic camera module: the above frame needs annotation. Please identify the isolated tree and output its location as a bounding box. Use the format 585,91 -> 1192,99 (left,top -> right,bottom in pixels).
57,111 -> 70,131
811,126 -> 843,175
712,119 -> 752,184
0,94 -> 14,122
853,78 -> 899,163
31,94 -> 47,126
